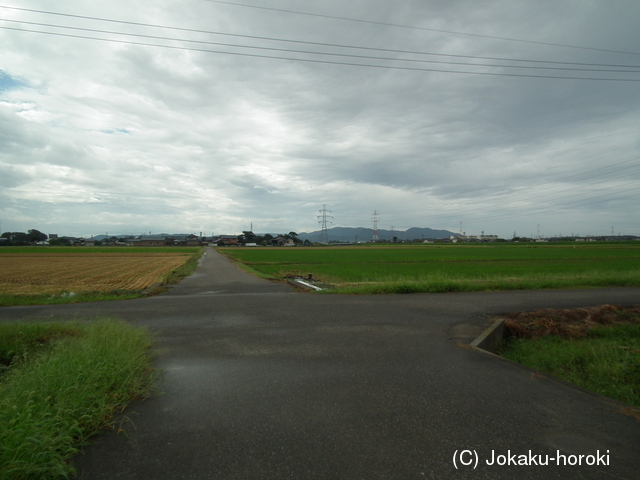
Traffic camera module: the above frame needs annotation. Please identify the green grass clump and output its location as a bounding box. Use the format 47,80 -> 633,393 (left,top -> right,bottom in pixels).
0,323 -> 80,371
0,318 -> 157,480
500,323 -> 640,408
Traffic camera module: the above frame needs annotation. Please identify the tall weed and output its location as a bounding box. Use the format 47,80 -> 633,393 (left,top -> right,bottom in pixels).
0,319 -> 157,480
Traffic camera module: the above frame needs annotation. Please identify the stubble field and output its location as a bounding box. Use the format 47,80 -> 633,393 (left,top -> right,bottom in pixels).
0,247 -> 202,303
0,253 -> 191,295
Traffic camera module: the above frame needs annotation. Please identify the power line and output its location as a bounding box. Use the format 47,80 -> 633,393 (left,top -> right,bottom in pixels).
459,186 -> 640,226
2,4 -> 637,231
1,6 -> 638,71
383,156 -> 640,220
396,182 -> 639,225
545,156 -> 640,182
3,25 -> 640,82
391,183 -> 639,228
4,18 -> 639,75
201,0 -> 640,57
383,170 -> 640,227
454,164 -> 640,209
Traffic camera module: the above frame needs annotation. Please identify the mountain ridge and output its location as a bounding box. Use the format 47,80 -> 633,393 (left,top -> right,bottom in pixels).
298,227 -> 458,242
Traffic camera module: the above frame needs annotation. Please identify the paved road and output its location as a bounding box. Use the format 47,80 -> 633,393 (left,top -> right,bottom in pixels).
1,247 -> 639,479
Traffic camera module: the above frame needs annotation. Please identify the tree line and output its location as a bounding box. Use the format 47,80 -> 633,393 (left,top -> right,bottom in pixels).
0,229 -> 48,246
235,231 -> 304,246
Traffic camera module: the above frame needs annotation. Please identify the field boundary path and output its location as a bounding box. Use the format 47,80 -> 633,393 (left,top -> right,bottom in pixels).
162,246 -> 293,296
1,248 -> 639,479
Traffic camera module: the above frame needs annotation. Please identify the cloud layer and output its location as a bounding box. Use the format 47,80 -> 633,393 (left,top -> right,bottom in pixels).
1,0 -> 639,238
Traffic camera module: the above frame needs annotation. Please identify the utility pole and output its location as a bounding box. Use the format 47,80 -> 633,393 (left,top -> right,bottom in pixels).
372,211 -> 380,241
317,205 -> 332,243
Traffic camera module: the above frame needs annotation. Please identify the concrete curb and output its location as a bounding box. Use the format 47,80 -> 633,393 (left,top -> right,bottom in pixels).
286,279 -> 315,292
469,318 -> 504,353
465,317 -> 640,416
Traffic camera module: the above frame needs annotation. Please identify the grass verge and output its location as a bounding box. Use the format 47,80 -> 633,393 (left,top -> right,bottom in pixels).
0,291 -> 143,307
0,318 -> 157,480
498,305 -> 640,409
161,248 -> 203,285
328,274 -> 640,294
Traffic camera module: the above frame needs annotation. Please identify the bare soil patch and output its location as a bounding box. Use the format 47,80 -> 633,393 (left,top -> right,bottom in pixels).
502,304 -> 640,339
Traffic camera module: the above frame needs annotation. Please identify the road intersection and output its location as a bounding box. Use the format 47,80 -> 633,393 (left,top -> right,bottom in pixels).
1,247 -> 638,479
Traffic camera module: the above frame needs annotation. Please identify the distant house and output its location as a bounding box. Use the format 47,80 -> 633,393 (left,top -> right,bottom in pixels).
185,234 -> 202,246
215,235 -> 239,246
132,235 -> 170,247
84,239 -> 96,247
451,234 -> 498,243
272,236 -> 295,247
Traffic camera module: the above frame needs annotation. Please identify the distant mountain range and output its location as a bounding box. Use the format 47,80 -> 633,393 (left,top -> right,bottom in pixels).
298,227 -> 458,243
87,233 -> 192,240
86,228 -> 458,243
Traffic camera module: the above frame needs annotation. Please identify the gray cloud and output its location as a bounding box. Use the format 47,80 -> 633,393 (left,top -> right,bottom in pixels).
0,0 -> 638,238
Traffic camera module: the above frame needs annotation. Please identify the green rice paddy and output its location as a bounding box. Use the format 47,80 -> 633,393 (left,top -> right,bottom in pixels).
219,242 -> 640,294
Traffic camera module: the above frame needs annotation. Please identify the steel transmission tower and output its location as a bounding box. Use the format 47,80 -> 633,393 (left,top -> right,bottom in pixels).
372,210 -> 380,241
317,205 -> 333,243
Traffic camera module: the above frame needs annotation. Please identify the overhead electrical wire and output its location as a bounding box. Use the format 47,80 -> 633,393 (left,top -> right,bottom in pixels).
2,25 -> 639,82
1,5 -> 639,69
348,183 -> 640,231
383,158 -> 640,225
541,156 -> 640,182
1,6 -> 639,80
201,0 -> 640,57
391,181 -> 640,226
388,185 -> 640,230
454,163 -> 640,208
384,157 -> 640,217
1,3 -> 637,231
455,185 -> 640,226
391,193 -> 637,227
394,187 -> 640,228
2,18 -> 639,75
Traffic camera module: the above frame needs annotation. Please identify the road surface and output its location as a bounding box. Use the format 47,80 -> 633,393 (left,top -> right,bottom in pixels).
1,247 -> 638,479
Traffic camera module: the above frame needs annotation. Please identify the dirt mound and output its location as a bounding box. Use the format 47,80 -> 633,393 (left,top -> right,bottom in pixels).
502,304 -> 640,339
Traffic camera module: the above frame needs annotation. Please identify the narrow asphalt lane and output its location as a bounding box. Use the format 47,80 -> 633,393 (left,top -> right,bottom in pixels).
1,248 -> 639,479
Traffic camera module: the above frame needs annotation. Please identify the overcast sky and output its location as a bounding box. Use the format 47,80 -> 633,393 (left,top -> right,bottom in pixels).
1,0 -> 639,239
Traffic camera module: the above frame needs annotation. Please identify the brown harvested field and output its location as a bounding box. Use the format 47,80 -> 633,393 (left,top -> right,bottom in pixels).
0,253 -> 192,295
